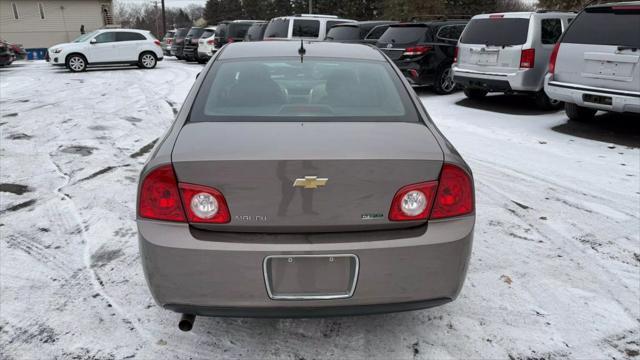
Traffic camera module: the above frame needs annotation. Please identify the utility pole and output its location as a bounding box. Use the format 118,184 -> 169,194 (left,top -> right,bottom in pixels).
161,0 -> 166,35
153,0 -> 159,36
309,0 -> 313,14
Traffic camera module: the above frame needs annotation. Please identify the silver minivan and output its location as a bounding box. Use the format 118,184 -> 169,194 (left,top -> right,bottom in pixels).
453,11 -> 574,109
544,2 -> 640,120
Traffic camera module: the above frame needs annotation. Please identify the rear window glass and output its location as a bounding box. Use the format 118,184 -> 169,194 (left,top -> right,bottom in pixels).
163,31 -> 175,39
378,26 -> 427,45
541,19 -> 562,45
264,19 -> 290,38
292,19 -> 320,38
190,59 -> 417,122
187,28 -> 205,37
229,23 -> 253,38
460,18 -> 530,46
436,25 -> 465,41
245,24 -> 266,41
366,25 -> 390,40
326,26 -> 360,40
175,28 -> 189,37
562,7 -> 640,47
201,29 -> 215,38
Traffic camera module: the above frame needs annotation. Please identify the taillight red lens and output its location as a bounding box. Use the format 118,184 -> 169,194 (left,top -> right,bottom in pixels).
207,39 -> 214,45
403,46 -> 432,56
389,182 -> 438,221
548,42 -> 561,74
453,46 -> 459,63
179,183 -> 230,223
139,165 -> 186,222
520,48 -> 535,69
227,37 -> 234,43
431,164 -> 474,219
154,40 -> 161,46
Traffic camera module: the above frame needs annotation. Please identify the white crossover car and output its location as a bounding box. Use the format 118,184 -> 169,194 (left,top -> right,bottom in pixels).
48,29 -> 163,72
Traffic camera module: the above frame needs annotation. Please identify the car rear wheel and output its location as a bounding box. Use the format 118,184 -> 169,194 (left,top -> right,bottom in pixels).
67,55 -> 86,72
139,52 -> 157,69
463,87 -> 488,100
565,103 -> 597,121
535,90 -> 563,110
434,67 -> 456,95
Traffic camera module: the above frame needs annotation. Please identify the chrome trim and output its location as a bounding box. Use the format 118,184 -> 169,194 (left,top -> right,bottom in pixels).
453,67 -> 512,77
263,254 -> 359,300
548,81 -> 640,97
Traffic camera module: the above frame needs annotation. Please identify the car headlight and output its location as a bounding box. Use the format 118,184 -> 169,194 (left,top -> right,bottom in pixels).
52,48 -> 62,53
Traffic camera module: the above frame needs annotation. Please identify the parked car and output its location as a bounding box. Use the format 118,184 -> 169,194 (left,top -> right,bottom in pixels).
212,20 -> 260,48
377,21 -> 468,94
453,11 -> 574,109
161,30 -> 175,57
263,14 -> 354,41
8,42 -> 26,60
0,41 -> 15,66
545,2 -> 640,120
197,26 -> 217,63
47,29 -> 163,72
244,21 -> 268,41
325,21 -> 397,44
183,27 -> 207,62
170,28 -> 189,60
137,41 -> 475,329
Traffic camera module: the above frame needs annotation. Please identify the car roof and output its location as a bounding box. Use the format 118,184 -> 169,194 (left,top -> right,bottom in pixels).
271,15 -> 354,21
218,40 -> 386,61
588,0 -> 640,7
390,20 -> 467,27
97,28 -> 149,33
332,20 -> 397,27
474,11 -> 574,19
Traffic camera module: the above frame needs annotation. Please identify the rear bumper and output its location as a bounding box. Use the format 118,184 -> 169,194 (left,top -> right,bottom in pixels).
138,216 -> 474,317
452,65 -> 541,92
394,61 -> 434,86
544,74 -> 640,114
183,45 -> 198,58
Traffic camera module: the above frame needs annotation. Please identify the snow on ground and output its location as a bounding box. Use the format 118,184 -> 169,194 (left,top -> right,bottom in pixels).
0,59 -> 638,359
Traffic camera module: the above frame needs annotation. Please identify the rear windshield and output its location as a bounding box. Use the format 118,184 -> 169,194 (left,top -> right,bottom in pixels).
326,26 -> 361,40
229,23 -> 253,38
163,31 -> 175,39
460,18 -> 530,46
190,58 -> 418,122
245,24 -> 266,41
562,7 -> 640,47
378,26 -> 427,45
264,19 -> 290,38
201,29 -> 215,38
175,28 -> 189,37
187,28 -> 204,37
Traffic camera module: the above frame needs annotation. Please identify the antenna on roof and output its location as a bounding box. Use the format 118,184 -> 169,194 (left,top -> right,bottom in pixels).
298,39 -> 306,63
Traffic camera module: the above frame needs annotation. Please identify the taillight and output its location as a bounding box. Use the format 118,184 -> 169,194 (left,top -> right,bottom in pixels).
167,39 -> 172,44
520,48 -> 535,69
389,182 -> 438,221
139,165 -> 186,222
389,164 -> 474,221
207,39 -> 214,45
227,37 -> 234,43
431,164 -> 474,219
403,46 -> 431,56
179,183 -> 230,223
548,42 -> 561,74
453,46 -> 459,63
213,38 -> 219,46
489,14 -> 504,19
153,40 -> 162,47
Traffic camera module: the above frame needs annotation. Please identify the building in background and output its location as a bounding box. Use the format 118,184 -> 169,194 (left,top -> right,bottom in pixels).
0,0 -> 114,51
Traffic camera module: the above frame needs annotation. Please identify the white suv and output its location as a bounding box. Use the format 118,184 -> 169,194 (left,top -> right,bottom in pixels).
263,14 -> 354,41
545,2 -> 640,120
48,29 -> 163,72
196,26 -> 217,63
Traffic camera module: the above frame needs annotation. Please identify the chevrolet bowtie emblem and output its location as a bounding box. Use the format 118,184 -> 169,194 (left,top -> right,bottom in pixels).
293,176 -> 328,189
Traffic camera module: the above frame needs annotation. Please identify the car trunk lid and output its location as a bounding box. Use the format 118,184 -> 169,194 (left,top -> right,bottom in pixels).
553,5 -> 640,92
172,122 -> 444,233
457,16 -> 531,74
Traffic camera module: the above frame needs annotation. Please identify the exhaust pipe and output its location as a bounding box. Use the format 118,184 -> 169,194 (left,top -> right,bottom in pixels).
178,313 -> 195,332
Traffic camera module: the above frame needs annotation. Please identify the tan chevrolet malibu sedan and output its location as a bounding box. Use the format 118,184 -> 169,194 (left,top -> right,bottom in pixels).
137,40 -> 475,331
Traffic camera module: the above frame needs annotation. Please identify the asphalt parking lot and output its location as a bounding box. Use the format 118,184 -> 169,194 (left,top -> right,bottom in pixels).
1,59 -> 638,359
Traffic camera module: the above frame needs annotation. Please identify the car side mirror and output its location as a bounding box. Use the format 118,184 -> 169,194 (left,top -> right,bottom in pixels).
90,39 -> 97,44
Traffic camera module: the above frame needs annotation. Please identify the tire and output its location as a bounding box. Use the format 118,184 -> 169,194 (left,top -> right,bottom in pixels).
66,54 -> 86,72
463,87 -> 488,100
565,102 -> 597,121
434,66 -> 457,95
138,52 -> 157,69
535,90 -> 562,110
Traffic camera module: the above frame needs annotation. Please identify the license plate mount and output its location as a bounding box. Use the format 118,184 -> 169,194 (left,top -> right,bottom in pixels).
263,254 -> 359,300
583,93 -> 612,106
